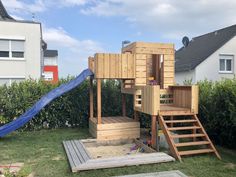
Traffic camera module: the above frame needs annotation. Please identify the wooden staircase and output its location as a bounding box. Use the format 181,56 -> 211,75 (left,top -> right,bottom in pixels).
159,114 -> 221,161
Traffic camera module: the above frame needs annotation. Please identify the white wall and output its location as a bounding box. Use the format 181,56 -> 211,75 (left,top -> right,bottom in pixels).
44,56 -> 58,66
0,21 -> 42,82
175,70 -> 195,84
195,36 -> 236,82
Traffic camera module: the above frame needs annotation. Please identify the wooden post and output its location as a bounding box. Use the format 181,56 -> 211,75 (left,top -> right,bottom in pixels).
170,116 -> 173,127
151,115 -> 157,148
89,77 -> 93,119
156,119 -> 159,151
97,79 -> 102,124
134,111 -> 139,121
122,94 -> 126,117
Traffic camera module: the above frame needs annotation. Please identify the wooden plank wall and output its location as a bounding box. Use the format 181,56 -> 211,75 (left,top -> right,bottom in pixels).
141,85 -> 160,115
135,54 -> 147,85
88,57 -> 95,73
163,54 -> 175,89
172,86 -> 192,109
89,118 -> 140,140
94,53 -> 135,79
146,54 -> 153,84
122,42 -> 175,55
122,42 -> 175,88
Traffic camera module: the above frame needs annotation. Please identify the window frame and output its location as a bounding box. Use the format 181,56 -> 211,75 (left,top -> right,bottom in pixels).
219,54 -> 234,74
0,38 -> 25,61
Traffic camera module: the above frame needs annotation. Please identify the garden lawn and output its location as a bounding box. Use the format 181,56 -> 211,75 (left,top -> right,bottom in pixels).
0,128 -> 236,177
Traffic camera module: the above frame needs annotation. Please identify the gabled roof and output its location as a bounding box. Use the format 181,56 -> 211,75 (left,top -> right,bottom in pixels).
0,0 -> 15,21
175,24 -> 236,72
44,50 -> 58,57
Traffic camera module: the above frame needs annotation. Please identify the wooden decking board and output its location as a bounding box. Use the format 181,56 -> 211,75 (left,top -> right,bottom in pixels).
91,117 -> 136,124
74,140 -> 91,161
70,141 -> 85,164
63,141 -> 81,169
77,153 -> 175,171
63,141 -> 76,170
179,149 -> 214,156
165,119 -> 197,123
63,140 -> 175,172
175,141 -> 210,147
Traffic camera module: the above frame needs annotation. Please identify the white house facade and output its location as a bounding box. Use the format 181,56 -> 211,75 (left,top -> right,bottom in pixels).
175,25 -> 236,84
0,1 -> 44,86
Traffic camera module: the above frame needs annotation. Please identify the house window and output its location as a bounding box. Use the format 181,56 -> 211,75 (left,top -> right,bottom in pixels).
0,78 -> 25,86
219,55 -> 234,73
0,40 -> 9,57
0,39 -> 25,59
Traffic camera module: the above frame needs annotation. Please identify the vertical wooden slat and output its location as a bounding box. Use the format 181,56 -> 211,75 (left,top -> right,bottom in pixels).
110,54 -> 116,78
191,85 -> 199,114
97,79 -> 102,124
134,110 -> 139,121
104,54 -> 110,78
122,94 -> 126,117
89,77 -> 93,119
151,115 -> 157,149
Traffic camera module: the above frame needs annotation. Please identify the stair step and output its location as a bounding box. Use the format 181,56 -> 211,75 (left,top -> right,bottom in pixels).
165,119 -> 197,123
168,126 -> 201,131
172,133 -> 205,139
179,149 -> 214,156
175,141 -> 210,147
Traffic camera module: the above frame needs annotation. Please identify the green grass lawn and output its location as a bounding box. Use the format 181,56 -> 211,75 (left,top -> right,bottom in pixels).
0,128 -> 236,177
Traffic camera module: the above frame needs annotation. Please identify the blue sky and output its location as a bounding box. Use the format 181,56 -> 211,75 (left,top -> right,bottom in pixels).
2,0 -> 236,77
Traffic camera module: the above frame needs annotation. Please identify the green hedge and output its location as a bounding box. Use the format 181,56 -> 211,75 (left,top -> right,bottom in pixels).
0,78 -> 236,148
0,79 -> 132,131
198,79 -> 236,149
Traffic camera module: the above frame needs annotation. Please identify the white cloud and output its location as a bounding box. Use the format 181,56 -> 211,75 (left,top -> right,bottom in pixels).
79,0 -> 236,40
58,0 -> 88,6
42,26 -> 104,77
2,0 -> 46,13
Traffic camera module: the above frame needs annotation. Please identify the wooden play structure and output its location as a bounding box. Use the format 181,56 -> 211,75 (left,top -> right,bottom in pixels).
88,42 -> 221,161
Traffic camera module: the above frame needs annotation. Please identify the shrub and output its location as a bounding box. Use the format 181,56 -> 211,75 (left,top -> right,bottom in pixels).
0,77 -> 236,148
0,79 -> 134,131
198,79 -> 236,149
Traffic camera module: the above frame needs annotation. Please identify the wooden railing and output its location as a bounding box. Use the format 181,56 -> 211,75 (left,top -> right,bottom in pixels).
134,86 -> 160,115
134,88 -> 142,112
160,89 -> 173,105
133,85 -> 199,115
121,79 -> 135,94
170,85 -> 199,114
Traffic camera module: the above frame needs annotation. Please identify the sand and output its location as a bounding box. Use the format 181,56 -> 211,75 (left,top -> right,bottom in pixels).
86,143 -> 144,159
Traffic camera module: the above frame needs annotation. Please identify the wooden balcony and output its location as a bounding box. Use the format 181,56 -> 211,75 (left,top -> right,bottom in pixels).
134,85 -> 199,116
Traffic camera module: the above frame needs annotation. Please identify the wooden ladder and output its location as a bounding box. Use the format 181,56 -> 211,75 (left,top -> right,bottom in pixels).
158,114 -> 221,161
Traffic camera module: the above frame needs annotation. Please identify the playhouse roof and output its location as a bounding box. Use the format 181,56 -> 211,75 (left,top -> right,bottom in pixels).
175,24 -> 236,72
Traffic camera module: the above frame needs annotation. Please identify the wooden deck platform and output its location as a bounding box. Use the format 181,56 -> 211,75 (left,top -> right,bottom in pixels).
160,105 -> 193,116
63,140 -> 175,172
89,117 -> 140,140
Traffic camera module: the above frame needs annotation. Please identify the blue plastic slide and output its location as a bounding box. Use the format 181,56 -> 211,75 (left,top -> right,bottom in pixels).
0,69 -> 93,137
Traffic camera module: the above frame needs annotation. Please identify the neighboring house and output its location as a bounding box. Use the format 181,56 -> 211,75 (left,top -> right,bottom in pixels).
175,24 -> 236,84
0,0 -> 45,86
43,50 -> 59,82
